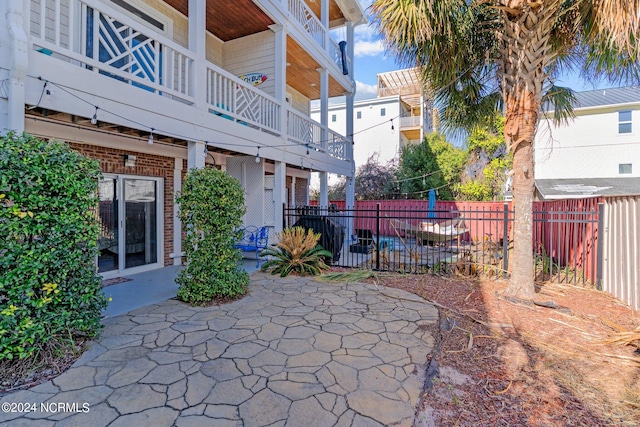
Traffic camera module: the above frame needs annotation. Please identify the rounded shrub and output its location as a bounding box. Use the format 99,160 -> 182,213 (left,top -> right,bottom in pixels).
0,133 -> 107,361
175,167 -> 249,304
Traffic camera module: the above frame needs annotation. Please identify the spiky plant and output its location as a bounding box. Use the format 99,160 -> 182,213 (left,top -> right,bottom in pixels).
259,227 -> 332,277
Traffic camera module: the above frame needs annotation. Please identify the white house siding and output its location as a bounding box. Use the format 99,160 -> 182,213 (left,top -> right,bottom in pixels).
206,33 -> 224,66
535,107 -> 640,180
226,156 -> 266,227
30,0 -> 71,48
312,96 -> 401,169
287,86 -> 310,115
223,30 -> 276,98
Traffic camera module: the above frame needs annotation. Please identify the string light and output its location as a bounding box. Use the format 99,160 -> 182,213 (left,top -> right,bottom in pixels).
148,128 -> 154,145
390,119 -> 394,130
91,106 -> 98,125
255,146 -> 261,163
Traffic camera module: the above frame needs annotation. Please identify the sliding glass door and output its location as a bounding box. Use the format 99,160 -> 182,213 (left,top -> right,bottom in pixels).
98,175 -> 162,276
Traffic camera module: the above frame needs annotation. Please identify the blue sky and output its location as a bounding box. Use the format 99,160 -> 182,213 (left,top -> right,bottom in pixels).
350,0 -> 613,101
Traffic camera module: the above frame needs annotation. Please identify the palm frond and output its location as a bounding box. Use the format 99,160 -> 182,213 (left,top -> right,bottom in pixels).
319,270 -> 379,283
541,85 -> 577,126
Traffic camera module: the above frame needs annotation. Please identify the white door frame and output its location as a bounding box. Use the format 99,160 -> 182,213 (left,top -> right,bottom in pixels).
99,173 -> 164,279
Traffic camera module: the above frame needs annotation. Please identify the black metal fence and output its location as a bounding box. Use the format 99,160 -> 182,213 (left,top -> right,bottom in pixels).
284,203 -> 602,286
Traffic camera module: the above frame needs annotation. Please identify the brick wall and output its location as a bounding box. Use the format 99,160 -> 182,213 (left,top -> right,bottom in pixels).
68,143 -> 176,267
295,177 -> 308,206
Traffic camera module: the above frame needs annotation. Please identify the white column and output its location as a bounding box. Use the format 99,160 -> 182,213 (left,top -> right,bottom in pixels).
344,21 -> 356,238
172,158 -> 183,265
291,176 -> 296,207
270,24 -> 287,137
274,161 -> 286,233
319,173 -> 328,207
188,0 -> 207,109
321,0 -> 329,50
318,66 -> 329,207
1,0 -> 29,134
188,140 -> 206,169
420,94 -> 425,141
318,68 -> 329,150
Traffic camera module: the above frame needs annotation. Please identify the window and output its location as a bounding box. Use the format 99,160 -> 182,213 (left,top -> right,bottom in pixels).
331,114 -> 336,122
381,108 -> 386,117
357,111 -> 362,119
619,111 -> 632,134
619,163 -> 633,174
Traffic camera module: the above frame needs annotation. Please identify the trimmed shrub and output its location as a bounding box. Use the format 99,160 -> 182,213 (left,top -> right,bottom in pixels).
0,133 -> 107,360
260,227 -> 332,277
176,167 -> 249,304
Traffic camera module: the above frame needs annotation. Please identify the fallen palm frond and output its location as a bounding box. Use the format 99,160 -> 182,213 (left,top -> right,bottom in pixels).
598,326 -> 640,348
318,269 -> 380,283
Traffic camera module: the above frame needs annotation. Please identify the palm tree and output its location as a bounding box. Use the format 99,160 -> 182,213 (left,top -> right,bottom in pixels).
370,0 -> 640,298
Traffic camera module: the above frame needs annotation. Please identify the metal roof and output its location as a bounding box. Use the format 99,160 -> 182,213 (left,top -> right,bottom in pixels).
573,86 -> 640,109
536,178 -> 640,200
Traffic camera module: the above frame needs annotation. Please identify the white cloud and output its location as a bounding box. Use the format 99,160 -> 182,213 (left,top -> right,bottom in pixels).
354,39 -> 384,57
355,81 -> 378,98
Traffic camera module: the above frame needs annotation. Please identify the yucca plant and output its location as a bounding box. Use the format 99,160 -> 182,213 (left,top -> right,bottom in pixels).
260,227 -> 332,277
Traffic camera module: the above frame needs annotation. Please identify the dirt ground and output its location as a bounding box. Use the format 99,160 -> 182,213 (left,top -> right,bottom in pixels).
366,272 -> 640,426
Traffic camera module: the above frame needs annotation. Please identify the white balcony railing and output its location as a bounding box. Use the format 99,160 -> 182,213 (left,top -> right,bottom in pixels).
30,0 -> 195,103
207,67 -> 281,134
287,109 -> 349,161
327,130 -> 349,161
27,0 -> 350,163
288,0 -> 352,75
288,0 -> 325,48
287,109 -> 322,148
400,116 -> 422,128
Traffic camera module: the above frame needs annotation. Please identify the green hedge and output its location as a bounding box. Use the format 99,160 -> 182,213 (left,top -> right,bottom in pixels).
176,167 -> 249,304
0,133 -> 107,360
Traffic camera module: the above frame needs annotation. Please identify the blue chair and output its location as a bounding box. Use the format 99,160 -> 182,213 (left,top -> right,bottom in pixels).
234,226 -> 269,267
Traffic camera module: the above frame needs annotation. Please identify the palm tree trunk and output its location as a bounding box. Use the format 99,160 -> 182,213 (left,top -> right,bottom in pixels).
508,132 -> 536,298
500,2 -> 558,299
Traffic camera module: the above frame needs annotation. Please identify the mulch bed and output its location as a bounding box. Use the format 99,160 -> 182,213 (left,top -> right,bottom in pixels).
359,270 -> 640,426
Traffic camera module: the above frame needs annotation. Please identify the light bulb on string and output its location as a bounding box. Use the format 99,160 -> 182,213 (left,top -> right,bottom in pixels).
91,106 -> 98,125
390,119 -> 394,131
255,146 -> 261,163
148,128 -> 154,145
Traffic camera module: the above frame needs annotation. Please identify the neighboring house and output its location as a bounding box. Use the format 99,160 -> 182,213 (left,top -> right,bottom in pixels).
535,86 -> 640,310
311,68 -> 435,169
535,86 -> 640,199
0,0 -> 364,278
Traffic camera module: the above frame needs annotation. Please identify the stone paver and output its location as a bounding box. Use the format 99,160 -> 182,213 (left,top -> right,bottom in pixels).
0,273 -> 437,426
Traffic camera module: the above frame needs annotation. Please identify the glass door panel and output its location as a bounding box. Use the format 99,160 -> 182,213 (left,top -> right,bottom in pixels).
124,179 -> 158,269
98,178 -> 119,273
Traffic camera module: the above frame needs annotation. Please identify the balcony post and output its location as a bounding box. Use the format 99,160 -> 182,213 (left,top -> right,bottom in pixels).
321,0 -> 329,50
318,67 -> 329,207
269,24 -> 286,137
345,21 -> 356,221
274,161 -> 286,233
1,0 -> 29,134
188,141 -> 206,169
188,0 -> 207,108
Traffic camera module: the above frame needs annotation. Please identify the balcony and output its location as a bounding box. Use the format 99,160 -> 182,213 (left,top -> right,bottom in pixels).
26,0 -> 350,166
